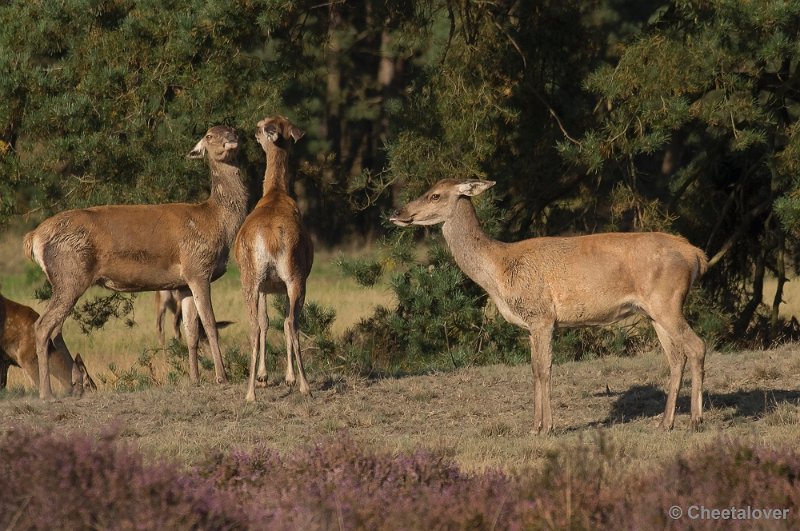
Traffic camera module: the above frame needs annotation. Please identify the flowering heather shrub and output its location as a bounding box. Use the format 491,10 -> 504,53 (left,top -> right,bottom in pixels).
196,436 -> 535,529
0,427 -> 247,530
617,442 -> 800,530
1,428 -> 798,530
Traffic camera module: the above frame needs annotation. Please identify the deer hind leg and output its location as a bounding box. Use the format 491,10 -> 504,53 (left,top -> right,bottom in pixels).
683,325 -> 705,428
35,279 -> 89,400
284,280 -> 310,395
529,321 -> 554,434
156,292 -> 167,350
172,293 -> 183,341
179,289 -> 201,384
187,281 -> 227,384
256,291 -> 269,387
652,320 -> 688,430
243,282 -> 261,402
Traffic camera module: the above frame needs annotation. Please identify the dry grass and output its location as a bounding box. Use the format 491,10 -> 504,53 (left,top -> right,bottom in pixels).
2,224 -> 800,475
1,344 -> 799,474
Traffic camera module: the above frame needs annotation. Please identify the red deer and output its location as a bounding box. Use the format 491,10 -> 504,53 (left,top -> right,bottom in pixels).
391,179 -> 707,433
24,126 -> 248,398
235,116 -> 313,401
0,293 -> 95,396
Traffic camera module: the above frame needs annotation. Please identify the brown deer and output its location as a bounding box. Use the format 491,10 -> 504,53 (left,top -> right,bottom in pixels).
24,125 -> 248,399
390,179 -> 707,433
0,293 -> 95,396
235,116 -> 313,401
155,290 -> 182,350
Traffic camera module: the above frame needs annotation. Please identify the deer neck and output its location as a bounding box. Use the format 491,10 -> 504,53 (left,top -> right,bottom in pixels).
207,159 -> 249,241
441,198 -> 500,291
262,145 -> 290,196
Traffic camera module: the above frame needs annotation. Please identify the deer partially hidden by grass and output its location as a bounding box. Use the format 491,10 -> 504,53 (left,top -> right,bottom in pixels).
24,126 -> 248,399
235,116 -> 313,401
0,293 -> 95,396
390,179 -> 708,434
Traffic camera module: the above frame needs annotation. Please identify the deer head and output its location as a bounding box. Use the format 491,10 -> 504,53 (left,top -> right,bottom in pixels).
71,353 -> 97,397
187,125 -> 240,162
390,179 -> 496,226
255,116 -> 304,150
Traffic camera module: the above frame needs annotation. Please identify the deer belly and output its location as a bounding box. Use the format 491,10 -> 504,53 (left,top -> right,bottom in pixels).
96,264 -> 187,292
555,301 -> 640,327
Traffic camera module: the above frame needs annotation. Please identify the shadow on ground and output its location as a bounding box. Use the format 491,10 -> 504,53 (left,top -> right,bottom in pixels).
597,384 -> 800,426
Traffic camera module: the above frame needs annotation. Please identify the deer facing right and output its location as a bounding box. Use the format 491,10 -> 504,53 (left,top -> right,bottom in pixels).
0,293 -> 95,396
390,179 -> 707,434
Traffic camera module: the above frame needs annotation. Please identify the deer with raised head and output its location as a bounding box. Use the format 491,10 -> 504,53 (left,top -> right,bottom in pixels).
24,125 -> 248,399
0,293 -> 95,396
155,290 -> 182,349
235,116 -> 313,401
390,179 -> 707,433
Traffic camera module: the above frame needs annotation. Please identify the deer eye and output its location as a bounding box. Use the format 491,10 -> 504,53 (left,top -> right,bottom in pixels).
430,193 -> 440,201
206,134 -> 212,140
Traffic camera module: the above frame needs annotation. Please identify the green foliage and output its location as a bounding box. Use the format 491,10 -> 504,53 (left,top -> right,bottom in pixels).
221,345 -> 250,383
336,257 -> 384,288
339,238 -> 527,376
570,0 -> 800,340
105,349 -> 159,393
268,294 -> 338,370
70,293 -> 136,334
103,339 -> 252,392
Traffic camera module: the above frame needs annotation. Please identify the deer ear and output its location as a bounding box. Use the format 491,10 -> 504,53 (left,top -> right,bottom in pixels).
289,125 -> 305,143
456,180 -> 495,197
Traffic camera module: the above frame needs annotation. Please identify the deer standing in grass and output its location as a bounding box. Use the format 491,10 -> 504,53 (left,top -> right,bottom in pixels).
235,116 -> 313,401
390,179 -> 707,433
24,126 -> 248,399
0,294 -> 95,396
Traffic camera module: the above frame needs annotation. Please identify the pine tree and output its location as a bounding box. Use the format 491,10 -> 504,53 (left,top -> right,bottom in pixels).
562,0 -> 800,339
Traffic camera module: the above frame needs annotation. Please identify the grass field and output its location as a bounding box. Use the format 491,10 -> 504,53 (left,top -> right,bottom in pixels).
2,223 -> 800,478
1,344 -> 799,475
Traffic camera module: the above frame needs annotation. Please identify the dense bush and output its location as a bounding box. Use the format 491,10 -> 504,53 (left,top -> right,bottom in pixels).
2,427 -> 798,529
338,240 -> 528,376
